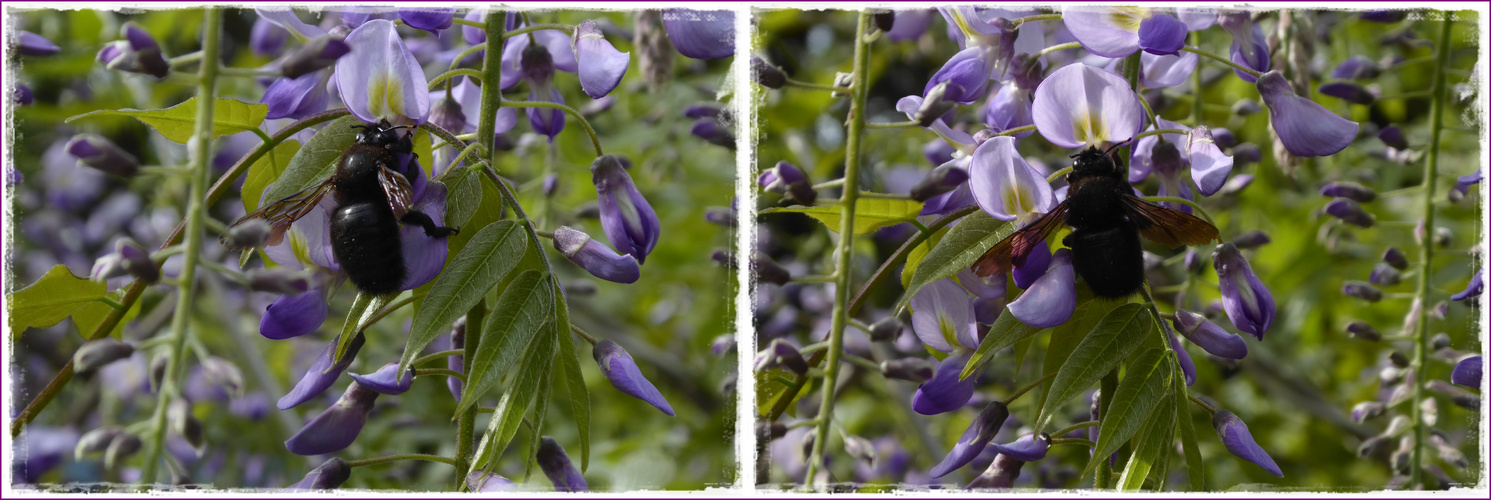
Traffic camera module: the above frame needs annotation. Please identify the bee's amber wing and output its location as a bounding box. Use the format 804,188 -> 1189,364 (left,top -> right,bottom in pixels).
970,203 -> 1070,278
1121,194 -> 1220,248
377,166 -> 414,220
220,180 -> 336,250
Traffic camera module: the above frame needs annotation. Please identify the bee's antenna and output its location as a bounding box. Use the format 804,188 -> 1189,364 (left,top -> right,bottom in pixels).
1103,138 -> 1134,156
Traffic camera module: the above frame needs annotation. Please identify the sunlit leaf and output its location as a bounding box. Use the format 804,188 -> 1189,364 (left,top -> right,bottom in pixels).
6,265 -> 106,340
241,139 -> 301,213
66,97 -> 268,143
1117,390 -> 1177,490
458,270 -> 553,414
334,292 -> 391,363
401,220 -> 527,374
760,198 -> 923,235
1085,348 -> 1172,479
961,304 -> 1042,380
902,210 -> 1011,312
1035,303 -> 1152,432
469,321 -> 555,476
551,281 -> 590,472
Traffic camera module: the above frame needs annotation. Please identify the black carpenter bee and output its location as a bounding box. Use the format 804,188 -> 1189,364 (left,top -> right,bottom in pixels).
223,119 -> 458,295
971,142 -> 1219,299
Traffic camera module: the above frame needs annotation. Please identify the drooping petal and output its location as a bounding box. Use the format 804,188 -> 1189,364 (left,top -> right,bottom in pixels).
1033,64 -> 1146,148
662,9 -> 734,60
1137,13 -> 1186,56
931,401 -> 1010,477
1450,268 -> 1483,302
347,362 -> 414,395
1007,249 -> 1076,328
1451,356 -> 1482,388
592,155 -> 661,264
398,180 -> 449,290
335,20 -> 431,125
1220,14 -> 1270,83
912,352 -> 978,415
593,340 -> 675,416
527,87 -> 567,141
1212,410 -> 1283,477
1188,125 -> 1234,196
554,226 -> 642,284
573,20 -> 630,99
984,86 -> 1033,138
1172,310 -> 1248,359
1167,324 -> 1197,386
1256,72 -> 1358,157
261,72 -> 331,120
910,279 -> 978,353
537,437 -> 589,492
284,382 -> 378,455
284,458 -> 351,491
397,8 -> 454,33
1213,243 -> 1275,340
1011,240 -> 1051,289
259,288 -> 329,340
925,47 -> 991,104
278,335 -> 364,410
1140,51 -> 1197,88
969,136 -> 1056,222
988,433 -> 1052,462
1061,7 -> 1143,58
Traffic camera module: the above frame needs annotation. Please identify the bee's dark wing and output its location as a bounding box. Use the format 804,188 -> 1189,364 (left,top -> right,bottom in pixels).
1120,194 -> 1220,248
221,180 -> 336,250
970,202 -> 1070,278
377,166 -> 414,220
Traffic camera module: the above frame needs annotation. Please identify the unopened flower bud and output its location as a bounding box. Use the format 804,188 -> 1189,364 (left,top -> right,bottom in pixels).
67,134 -> 138,178
593,340 -> 674,416
1430,332 -> 1451,351
1379,365 -> 1405,385
537,437 -> 588,492
1429,433 -> 1467,469
752,56 -> 786,89
873,10 -> 896,33
97,23 -> 169,78
711,334 -> 735,356
1370,263 -> 1402,287
201,356 -> 245,398
429,96 -> 467,137
915,81 -> 961,127
967,453 -> 1025,489
1388,350 -> 1410,368
1319,81 -> 1376,105
73,338 -> 135,376
756,421 -> 787,442
691,117 -> 734,149
348,362 -> 415,395
755,339 -> 808,375
880,358 -> 934,383
1172,310 -> 1248,359
553,226 -> 641,284
1381,247 -> 1409,270
1378,125 -> 1409,150
1212,410 -> 1283,477
1390,436 -> 1413,475
286,457 -> 352,490
76,428 -> 122,459
1357,435 -> 1390,457
149,353 -> 168,393
1319,181 -> 1376,202
1342,281 -> 1382,302
1231,230 -> 1271,249
910,164 -> 970,202
1346,321 -> 1381,341
753,254 -> 791,286
1434,227 -> 1452,248
1351,401 -> 1386,423
868,317 -> 903,342
711,249 -> 734,269
1231,98 -> 1261,116
104,433 -> 142,470
225,219 -> 273,250
704,206 -> 735,227
844,434 -> 877,468
1324,199 -> 1374,227
168,399 -> 205,452
281,35 -> 351,79
831,72 -> 854,98
1451,355 -> 1482,388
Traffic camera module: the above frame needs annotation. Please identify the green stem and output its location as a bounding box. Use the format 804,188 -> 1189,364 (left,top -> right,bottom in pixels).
1001,372 -> 1058,405
453,300 -> 484,488
998,124 -> 1038,137
812,178 -> 846,190
1036,41 -> 1082,59
1410,16 -> 1453,491
428,68 -> 484,90
504,101 -> 604,156
805,11 -> 871,490
416,368 -> 467,381
1182,46 -> 1264,79
1011,13 -> 1063,27
782,77 -> 846,92
1191,31 -> 1203,124
866,121 -> 919,129
503,23 -> 573,41
1046,167 -> 1072,183
434,143 -> 484,182
347,454 -> 458,468
570,324 -> 600,346
1053,420 -> 1100,437
412,349 -> 464,367
139,8 -> 219,486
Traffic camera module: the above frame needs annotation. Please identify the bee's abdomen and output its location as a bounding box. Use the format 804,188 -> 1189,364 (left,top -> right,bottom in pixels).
1064,223 -> 1144,299
331,202 -> 405,296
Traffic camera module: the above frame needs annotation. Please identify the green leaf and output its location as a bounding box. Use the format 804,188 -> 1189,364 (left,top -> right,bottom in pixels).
1038,297 -> 1110,412
1117,390 -> 1177,490
70,292 -> 140,340
960,305 -> 1042,380
900,227 -> 947,288
446,175 -> 505,264
413,130 -> 433,176
469,321 -> 555,475
7,265 -> 106,340
400,220 -> 527,374
241,139 -> 302,213
442,168 -> 481,229
760,198 -> 923,235
262,115 -> 361,203
1035,303 -> 1152,432
66,97 -> 268,144
525,341 -> 554,481
1175,359 -> 1204,491
458,270 -> 553,414
901,210 -> 1012,312
1084,348 -> 1173,479
551,281 -> 590,472
334,292 -> 392,363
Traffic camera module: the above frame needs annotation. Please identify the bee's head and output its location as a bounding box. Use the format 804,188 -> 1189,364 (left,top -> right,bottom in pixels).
1069,139 -> 1131,176
352,119 -> 415,153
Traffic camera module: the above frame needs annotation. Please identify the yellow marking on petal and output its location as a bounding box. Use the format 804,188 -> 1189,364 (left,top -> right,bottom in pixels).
938,310 -> 960,348
289,230 -> 312,267
950,9 -> 981,42
366,72 -> 406,121
1002,183 -> 1035,217
1108,7 -> 1149,32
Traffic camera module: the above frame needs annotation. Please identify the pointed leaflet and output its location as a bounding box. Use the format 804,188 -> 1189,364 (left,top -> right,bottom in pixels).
67,97 -> 268,143
961,303 -> 1042,380
264,115 -> 362,203
335,292 -> 392,363
904,210 -> 1013,313
1038,296 -> 1111,412
469,321 -> 555,475
1175,357 -> 1204,490
1117,390 -> 1177,490
525,335 -> 555,481
1083,348 -> 1172,478
1035,303 -> 1152,432
7,265 -> 107,340
241,139 -> 302,213
901,227 -> 949,287
551,281 -> 590,472
442,168 -> 482,229
760,198 -> 925,235
457,270 -> 552,413
400,221 -> 527,374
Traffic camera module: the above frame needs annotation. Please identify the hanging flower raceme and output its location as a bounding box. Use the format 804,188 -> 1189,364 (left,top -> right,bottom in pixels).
1033,64 -> 1146,149
1212,410 -> 1283,477
1218,12 -> 1270,83
662,9 -> 734,60
1255,71 -> 1358,158
98,22 -> 169,79
572,20 -> 631,99
591,155 -> 661,264
335,19 -> 430,126
593,340 -> 675,416
1213,243 -> 1275,340
1061,6 -> 1188,58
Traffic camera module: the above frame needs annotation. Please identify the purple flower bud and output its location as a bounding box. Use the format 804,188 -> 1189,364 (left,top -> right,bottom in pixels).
286,458 -> 351,490
281,35 -> 351,79
1342,281 -> 1383,302
1319,181 -> 1376,202
756,339 -> 808,375
592,155 -> 661,264
261,72 -> 332,121
989,432 -> 1051,462
662,9 -> 734,60
1212,410 -> 1283,477
465,471 -> 516,492
593,340 -> 675,417
931,401 -> 1009,477
704,206 -> 735,227
1256,71 -> 1358,157
398,8 -> 454,32
15,84 -> 33,106
1351,401 -> 1386,423
76,428 -> 122,458
1452,356 -> 1482,388
684,103 -> 723,119
278,334 -> 365,409
1219,12 -> 1269,82
1360,10 -> 1407,23
1345,321 -> 1381,341
91,237 -> 158,283
752,56 -> 786,89
1324,198 -> 1374,227
752,254 -> 791,286
1382,247 -> 1409,270
1332,55 -> 1380,80
887,9 -> 933,41
912,352 -> 977,415
98,23 -> 169,78
284,382 -> 379,455
573,20 -> 630,99
428,96 -> 467,138
868,317 -> 903,343
1172,310 -> 1248,360
104,433 -> 142,470
1213,243 -> 1275,340
553,226 -> 641,284
690,117 -> 734,149
225,218 -> 273,250
1452,168 -> 1482,197
1370,263 -> 1402,287
1376,125 -> 1410,150
1231,230 -> 1271,250
66,134 -> 139,177
18,31 -> 61,56
1138,13 -> 1187,56
917,81 -> 964,125
1008,248 -> 1076,328
348,362 -> 415,395
537,437 -> 589,492
1319,81 -> 1377,105
250,17 -> 287,56
167,399 -> 205,452
73,339 -> 135,375
1450,267 -> 1482,302
149,354 -> 168,393
910,164 -> 970,202
881,357 -> 934,383
967,453 -> 1025,489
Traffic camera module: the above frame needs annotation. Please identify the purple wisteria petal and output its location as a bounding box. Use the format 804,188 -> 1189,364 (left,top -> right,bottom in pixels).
957,267 -> 1006,301
592,155 -> 661,264
911,279 -> 978,353
1178,9 -> 1217,30
1129,118 -> 1190,183
537,437 -> 589,492
397,180 -> 449,290
284,382 -> 378,455
1061,7 -> 1142,58
1450,268 -> 1482,302
593,340 -> 675,416
1378,125 -> 1409,150
1451,356 -> 1482,388
19,31 -> 61,56
1012,240 -> 1051,289
984,85 -> 1034,138
447,326 -> 464,402
500,29 -> 577,90
988,433 -> 1051,462
259,289 -> 329,340
1332,55 -> 1380,80
925,47 -> 991,104
1220,13 -> 1270,83
897,95 -> 977,150
278,335 -> 365,410
98,23 -> 169,78
447,76 -> 515,135
281,35 -> 350,79
285,458 -> 351,490
1141,51 -> 1197,88
921,181 -> 976,216
250,17 -> 287,56
1213,243 -> 1275,340
1188,126 -> 1234,196
1137,13 -> 1186,55
261,72 -> 332,120
1033,64 -> 1145,148
888,10 -> 934,41
1150,141 -> 1194,214
1319,81 -> 1376,105
466,472 -> 517,492
912,352 -> 977,415
554,226 -> 641,284
969,136 -> 1055,222
1167,324 -> 1197,386
398,8 -> 454,32
528,87 -> 567,141
16,84 -> 32,105
663,9 -> 734,60
1173,310 -> 1248,359
1213,410 -> 1283,477
256,8 -> 327,38
67,134 -> 139,177
573,20 -> 630,99
1256,72 -> 1358,157
1008,249 -> 1076,328
930,402 -> 1010,477
347,362 -> 414,395
461,10 -> 487,45
335,20 -> 430,125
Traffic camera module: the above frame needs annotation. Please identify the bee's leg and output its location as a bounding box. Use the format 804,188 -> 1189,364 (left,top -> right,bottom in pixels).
401,210 -> 459,238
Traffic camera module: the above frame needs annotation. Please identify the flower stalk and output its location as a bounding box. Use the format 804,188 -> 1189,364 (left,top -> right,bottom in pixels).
1410,16 -> 1453,490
